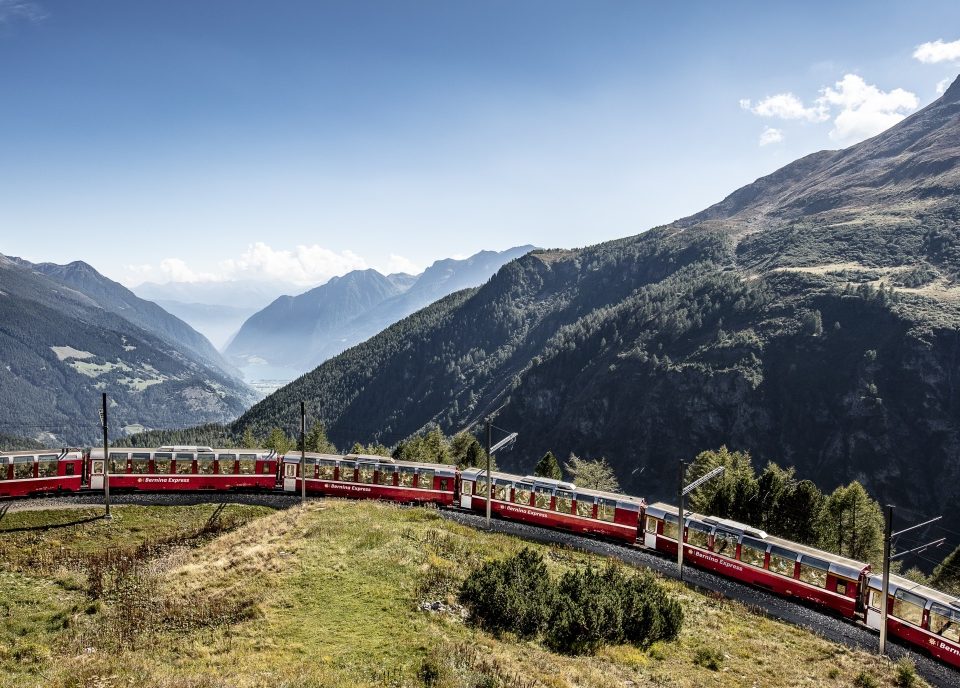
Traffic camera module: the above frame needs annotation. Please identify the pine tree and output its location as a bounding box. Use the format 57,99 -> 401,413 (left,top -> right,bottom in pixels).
931,545 -> 960,595
816,482 -> 884,566
264,427 -> 292,454
451,430 -> 488,468
241,427 -> 258,449
684,446 -> 755,517
305,422 -> 337,454
564,455 -> 620,491
534,451 -> 562,480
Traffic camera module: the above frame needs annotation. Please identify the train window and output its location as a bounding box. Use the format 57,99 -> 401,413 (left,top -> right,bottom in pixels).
65,462 -> 75,476
39,457 -> 59,478
218,455 -> 236,474
663,515 -> 679,541
576,495 -> 594,518
376,467 -> 394,485
357,464 -> 376,484
645,516 -> 658,534
739,537 -> 767,568
131,453 -> 150,474
513,483 -> 532,506
14,457 -> 34,479
419,469 -> 435,491
892,589 -> 926,626
0,459 -> 7,480
176,453 -> 194,474
867,588 -> 882,611
197,453 -> 215,475
798,556 -> 830,589
339,463 -> 356,482
930,604 -> 960,643
439,478 -> 450,492
768,546 -> 797,577
109,452 -> 128,474
239,454 -> 257,474
534,486 -> 552,509
713,530 -> 739,558
154,453 -> 172,474
494,481 -> 509,502
555,490 -> 574,514
398,467 -> 415,487
475,478 -> 489,496
686,522 -> 710,548
285,463 -> 298,479
319,460 -> 337,480
835,579 -> 849,596
462,480 -> 473,496
597,498 -> 616,523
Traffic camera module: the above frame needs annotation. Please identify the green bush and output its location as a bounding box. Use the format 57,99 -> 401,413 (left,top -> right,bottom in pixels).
460,553 -> 684,656
693,646 -> 723,671
458,547 -> 553,638
853,671 -> 879,688
894,659 -> 918,688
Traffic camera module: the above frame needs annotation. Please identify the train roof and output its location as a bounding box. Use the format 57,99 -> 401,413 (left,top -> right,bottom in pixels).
461,467 -> 645,507
91,447 -> 275,457
283,452 -> 456,472
0,449 -> 80,460
645,501 -> 869,578
867,573 -> 960,611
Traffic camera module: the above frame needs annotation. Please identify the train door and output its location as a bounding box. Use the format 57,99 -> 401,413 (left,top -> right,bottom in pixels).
90,457 -> 104,490
283,461 -> 298,492
460,478 -> 473,508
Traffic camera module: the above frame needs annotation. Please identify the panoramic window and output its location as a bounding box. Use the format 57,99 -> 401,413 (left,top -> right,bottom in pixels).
555,490 -> 574,514
892,589 -> 926,626
176,453 -> 194,474
686,522 -> 710,548
534,486 -> 552,509
930,604 -> 960,643
713,529 -> 739,558
109,452 -> 127,474
131,453 -> 150,474
596,498 -> 616,523
798,557 -> 830,589
739,537 -> 767,568
576,495 -> 594,518
339,462 -> 356,482
358,464 -> 376,484
217,454 -> 236,474
398,467 -> 415,487
474,478 -> 489,496
663,515 -> 679,541
238,454 -> 257,474
198,453 -> 215,475
493,481 -> 509,502
39,457 -> 59,478
768,546 -> 797,577
153,453 -> 172,474
513,483 -> 531,505
14,458 -> 33,479
418,469 -> 434,490
319,460 -> 336,480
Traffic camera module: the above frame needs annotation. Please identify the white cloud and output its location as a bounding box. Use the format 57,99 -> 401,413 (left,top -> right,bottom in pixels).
0,0 -> 44,23
936,78 -> 952,95
382,254 -> 422,275
913,39 -> 960,64
816,74 -> 918,143
119,242 -> 372,287
758,127 -> 784,146
740,74 -> 918,145
740,93 -> 828,122
218,242 -> 368,284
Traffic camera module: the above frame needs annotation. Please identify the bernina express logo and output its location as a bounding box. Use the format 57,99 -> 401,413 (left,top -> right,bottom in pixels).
691,548 -> 744,574
933,638 -> 960,656
136,477 -> 192,484
319,482 -> 373,494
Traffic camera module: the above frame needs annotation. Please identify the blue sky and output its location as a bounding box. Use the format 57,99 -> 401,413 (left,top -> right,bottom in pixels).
1,1 -> 958,287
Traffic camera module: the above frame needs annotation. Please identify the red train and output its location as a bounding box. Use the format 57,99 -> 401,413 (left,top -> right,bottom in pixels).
2,444 -> 959,672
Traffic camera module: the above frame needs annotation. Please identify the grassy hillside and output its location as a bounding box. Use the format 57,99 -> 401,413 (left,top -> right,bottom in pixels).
0,501 -> 924,687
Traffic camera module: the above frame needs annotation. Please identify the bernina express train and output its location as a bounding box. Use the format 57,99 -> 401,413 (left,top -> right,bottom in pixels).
2,445 -> 959,670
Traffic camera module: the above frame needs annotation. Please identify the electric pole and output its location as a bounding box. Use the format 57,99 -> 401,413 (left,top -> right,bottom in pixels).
300,401 -> 306,506
485,419 -> 492,528
101,392 -> 111,519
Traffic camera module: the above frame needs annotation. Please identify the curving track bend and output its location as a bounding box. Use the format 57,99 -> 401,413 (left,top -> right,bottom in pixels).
4,493 -> 959,688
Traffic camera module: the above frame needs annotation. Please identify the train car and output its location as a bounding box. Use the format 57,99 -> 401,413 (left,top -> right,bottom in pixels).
0,449 -> 84,498
281,452 -> 457,505
458,468 -> 645,543
643,502 -> 868,618
865,573 -> 960,669
88,446 -> 278,491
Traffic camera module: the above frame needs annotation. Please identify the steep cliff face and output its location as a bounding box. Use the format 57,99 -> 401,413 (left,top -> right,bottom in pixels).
238,76 -> 960,533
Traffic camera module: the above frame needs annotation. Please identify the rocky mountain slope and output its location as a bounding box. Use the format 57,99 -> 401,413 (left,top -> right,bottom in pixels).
224,246 -> 535,376
0,255 -> 257,445
237,77 -> 960,537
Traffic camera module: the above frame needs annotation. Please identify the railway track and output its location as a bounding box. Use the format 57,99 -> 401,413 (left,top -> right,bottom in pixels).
5,492 -> 960,688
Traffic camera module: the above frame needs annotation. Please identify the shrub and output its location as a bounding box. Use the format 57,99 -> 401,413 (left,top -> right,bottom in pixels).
693,646 -> 723,671
894,659 -> 918,688
853,672 -> 879,688
458,547 -> 553,638
545,565 -> 622,655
